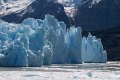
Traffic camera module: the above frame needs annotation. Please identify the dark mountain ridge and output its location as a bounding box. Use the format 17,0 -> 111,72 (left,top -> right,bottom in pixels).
74,0 -> 120,30
0,0 -> 71,28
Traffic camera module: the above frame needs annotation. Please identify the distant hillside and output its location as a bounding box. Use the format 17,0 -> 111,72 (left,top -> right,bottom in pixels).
74,0 -> 120,30
0,0 -> 71,28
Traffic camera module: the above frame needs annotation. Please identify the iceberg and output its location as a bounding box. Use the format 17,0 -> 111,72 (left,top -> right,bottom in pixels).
0,15 -> 107,67
81,33 -> 107,63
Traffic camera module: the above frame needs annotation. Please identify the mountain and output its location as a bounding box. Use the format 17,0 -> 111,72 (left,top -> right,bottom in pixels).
74,0 -> 120,30
0,0 -> 32,15
0,0 -> 120,61
56,0 -> 82,17
57,0 -> 82,6
73,0 -> 120,61
0,0 -> 71,28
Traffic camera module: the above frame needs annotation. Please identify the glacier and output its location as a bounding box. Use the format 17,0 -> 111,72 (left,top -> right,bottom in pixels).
0,15 -> 107,67
81,33 -> 107,63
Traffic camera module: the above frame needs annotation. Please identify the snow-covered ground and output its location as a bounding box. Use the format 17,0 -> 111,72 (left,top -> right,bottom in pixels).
0,62 -> 120,80
1,0 -> 80,17
57,0 -> 82,17
0,0 -> 80,17
64,7 -> 76,17
0,0 -> 33,15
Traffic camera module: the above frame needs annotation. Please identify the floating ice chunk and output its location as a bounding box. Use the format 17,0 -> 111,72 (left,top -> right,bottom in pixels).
87,72 -> 93,77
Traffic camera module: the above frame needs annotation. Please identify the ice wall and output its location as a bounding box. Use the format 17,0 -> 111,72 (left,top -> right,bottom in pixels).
65,27 -> 82,64
81,33 -> 107,63
0,15 -> 107,67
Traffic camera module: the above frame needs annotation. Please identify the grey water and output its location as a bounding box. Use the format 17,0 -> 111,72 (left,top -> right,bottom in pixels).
0,62 -> 120,71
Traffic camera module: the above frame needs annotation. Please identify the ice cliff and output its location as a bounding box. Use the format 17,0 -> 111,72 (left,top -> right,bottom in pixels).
81,33 -> 107,63
0,15 -> 107,67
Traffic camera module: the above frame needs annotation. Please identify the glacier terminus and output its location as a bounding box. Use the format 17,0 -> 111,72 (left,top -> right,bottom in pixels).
0,15 -> 107,67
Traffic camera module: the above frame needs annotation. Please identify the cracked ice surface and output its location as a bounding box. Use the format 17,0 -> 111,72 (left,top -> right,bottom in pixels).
0,62 -> 120,80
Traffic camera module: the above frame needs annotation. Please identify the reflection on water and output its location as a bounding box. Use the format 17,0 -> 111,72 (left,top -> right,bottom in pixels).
0,62 -> 120,71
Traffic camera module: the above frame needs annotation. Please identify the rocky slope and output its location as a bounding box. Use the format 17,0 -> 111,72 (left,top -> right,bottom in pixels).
74,0 -> 120,30
75,0 -> 120,61
0,0 -> 71,28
